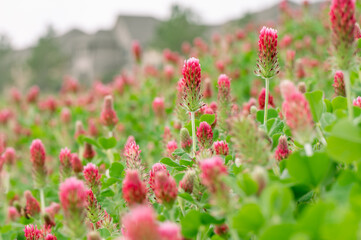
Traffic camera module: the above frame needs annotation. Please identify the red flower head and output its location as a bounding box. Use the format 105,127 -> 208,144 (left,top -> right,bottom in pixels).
100,95 -> 118,128
45,234 -> 57,240
203,78 -> 213,99
24,190 -> 41,217
158,222 -> 182,240
166,140 -> 178,157
213,140 -> 229,156
332,71 -> 346,97
59,148 -> 72,179
74,121 -> 86,139
60,108 -> 71,124
122,205 -> 160,240
61,75 -> 79,93
24,224 -> 43,240
149,163 -> 169,191
199,156 -> 228,193
59,177 -> 87,216
179,169 -> 196,194
26,86 -> 40,104
179,57 -> 204,112
83,142 -> 96,160
353,96 -> 361,108
70,153 -> 83,174
274,135 -> 291,161
3,147 -> 16,166
122,169 -> 147,206
132,40 -> 142,63
180,128 -> 192,153
124,137 -> 142,169
217,74 -> 231,101
30,139 -> 47,188
255,27 -> 279,79
83,163 -> 101,192
154,171 -> 178,206
329,0 -> 356,69
164,65 -> 175,81
8,206 -> 20,221
152,97 -> 165,118
258,88 -> 275,109
197,122 -> 213,149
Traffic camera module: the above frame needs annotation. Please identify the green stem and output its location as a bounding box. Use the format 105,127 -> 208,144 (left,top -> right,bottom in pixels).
316,123 -> 327,146
178,198 -> 185,217
264,78 -> 270,126
40,188 -> 45,215
304,143 -> 313,157
191,111 -> 197,157
343,70 -> 353,121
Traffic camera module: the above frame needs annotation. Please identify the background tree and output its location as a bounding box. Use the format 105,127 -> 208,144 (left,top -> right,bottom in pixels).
152,5 -> 206,52
28,26 -> 68,91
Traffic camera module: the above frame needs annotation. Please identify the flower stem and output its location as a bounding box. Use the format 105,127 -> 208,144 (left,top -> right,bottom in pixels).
40,188 -> 45,214
191,111 -> 197,157
316,123 -> 327,146
343,70 -> 353,121
304,143 -> 313,157
264,77 -> 270,126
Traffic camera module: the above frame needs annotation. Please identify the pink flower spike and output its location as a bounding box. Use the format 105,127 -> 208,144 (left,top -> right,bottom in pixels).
132,40 -> 142,63
24,190 -> 41,217
158,222 -> 182,240
59,147 -> 72,179
255,26 -> 279,79
83,163 -> 101,191
154,171 -> 178,206
70,153 -> 83,174
24,224 -> 43,240
59,177 -> 87,215
213,140 -> 229,156
45,234 -> 57,240
152,97 -> 165,118
332,71 -> 346,97
124,137 -> 142,169
274,135 -> 291,161
199,156 -> 228,193
353,97 -> 361,108
122,205 -> 160,240
100,95 -> 118,128
122,169 -> 147,206
166,140 -> 178,157
3,147 -> 16,165
196,121 -> 213,149
149,163 -> 169,191
30,139 -> 47,188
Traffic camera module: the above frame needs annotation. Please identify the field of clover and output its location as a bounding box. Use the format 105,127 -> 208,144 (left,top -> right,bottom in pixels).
1,0 -> 361,239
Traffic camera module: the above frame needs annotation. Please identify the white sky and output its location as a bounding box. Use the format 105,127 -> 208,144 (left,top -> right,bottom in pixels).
0,0 -> 319,49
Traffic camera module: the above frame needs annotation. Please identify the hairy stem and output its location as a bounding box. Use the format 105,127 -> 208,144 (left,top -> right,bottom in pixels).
40,188 -> 45,215
343,70 -> 353,121
264,77 -> 270,126
191,111 -> 197,157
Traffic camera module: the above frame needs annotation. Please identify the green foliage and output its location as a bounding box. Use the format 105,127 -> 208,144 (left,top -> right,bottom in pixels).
152,5 -> 206,51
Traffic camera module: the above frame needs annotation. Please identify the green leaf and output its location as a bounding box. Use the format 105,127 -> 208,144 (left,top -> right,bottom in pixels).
266,118 -> 284,137
179,159 -> 193,167
178,192 -> 195,204
160,157 -> 181,167
200,213 -> 224,225
98,228 -> 111,238
184,120 -> 200,136
82,137 -> 102,149
109,162 -> 124,178
232,203 -> 264,237
181,210 -> 202,238
332,96 -> 347,111
305,90 -> 324,122
237,173 -> 258,196
98,137 -> 117,150
200,114 -> 216,125
257,109 -> 279,124
101,177 -> 118,189
287,151 -> 331,187
260,224 -> 295,240
327,119 -> 361,163
100,189 -> 115,197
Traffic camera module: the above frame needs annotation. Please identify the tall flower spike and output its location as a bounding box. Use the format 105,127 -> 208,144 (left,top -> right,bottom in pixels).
24,190 -> 41,218
274,135 -> 292,161
353,97 -> 361,108
153,171 -> 178,207
124,137 -> 143,171
59,177 -> 87,238
329,0 -> 356,70
281,81 -> 313,144
83,142 -> 96,160
258,88 -> 275,109
217,74 -> 231,131
59,148 -> 72,180
70,153 -> 83,174
3,147 -> 16,166
179,57 -> 204,112
86,189 -> 102,228
332,71 -> 346,97
158,222 -> 183,240
30,139 -> 47,188
166,140 -> 178,158
132,40 -> 142,63
255,27 -> 279,79
122,169 -> 147,206
83,163 -> 101,194
213,140 -> 229,156
196,122 -> 213,149
24,224 -> 43,240
122,205 -> 160,240
149,163 -> 169,191
152,97 -> 165,119
100,95 -> 118,128
179,169 -> 196,194
180,128 -> 192,153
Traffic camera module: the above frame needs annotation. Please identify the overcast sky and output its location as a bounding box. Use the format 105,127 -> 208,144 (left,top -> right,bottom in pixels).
0,0 -> 321,49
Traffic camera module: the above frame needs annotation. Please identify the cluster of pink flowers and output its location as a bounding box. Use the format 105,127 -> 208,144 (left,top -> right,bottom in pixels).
153,171 -> 178,206
124,137 -> 142,169
149,163 -> 169,191
274,135 -> 292,161
122,205 -> 182,240
199,157 -> 228,193
166,140 -> 178,157
213,140 -> 229,156
24,190 -> 41,217
197,122 -> 213,149
30,139 -> 47,188
152,97 -> 165,118
100,95 -> 118,128
83,163 -> 102,192
180,128 -> 192,153
122,169 -> 147,205
332,71 -> 346,97
258,88 -> 275,109
59,147 -> 72,179
59,177 -> 87,215
255,26 -> 279,79
132,40 -> 142,63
